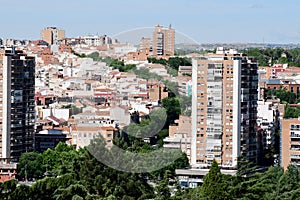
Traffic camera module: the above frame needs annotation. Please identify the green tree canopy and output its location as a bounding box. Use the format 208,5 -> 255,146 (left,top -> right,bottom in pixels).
198,159 -> 229,200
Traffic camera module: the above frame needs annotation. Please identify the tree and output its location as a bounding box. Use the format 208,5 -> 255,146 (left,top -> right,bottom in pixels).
284,106 -> 300,119
108,59 -> 137,72
199,159 -> 229,200
71,48 -> 87,58
162,97 -> 181,127
54,184 -> 88,200
274,164 -> 300,198
236,155 -> 257,177
155,180 -> 170,200
273,89 -> 296,104
42,142 -> 78,176
1,179 -> 18,199
167,57 -> 191,71
10,184 -> 32,200
87,52 -> 101,61
132,68 -> 162,81
17,152 -> 45,180
61,104 -> 82,115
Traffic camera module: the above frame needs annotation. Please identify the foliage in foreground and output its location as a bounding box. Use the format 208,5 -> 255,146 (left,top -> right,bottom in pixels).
11,134 -> 189,200
5,144 -> 300,200
174,160 -> 300,200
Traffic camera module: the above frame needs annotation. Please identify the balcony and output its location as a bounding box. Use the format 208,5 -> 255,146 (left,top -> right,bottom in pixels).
290,154 -> 300,160
291,134 -> 300,138
11,124 -> 22,128
291,141 -> 300,146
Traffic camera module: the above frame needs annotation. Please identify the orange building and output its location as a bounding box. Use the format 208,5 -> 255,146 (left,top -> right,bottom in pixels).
281,118 -> 300,171
165,115 -> 192,160
265,79 -> 300,95
123,52 -> 148,62
138,37 -> 152,55
191,49 -> 258,168
148,80 -> 168,102
152,24 -> 175,56
59,44 -> 72,53
39,48 -> 53,65
258,66 -> 272,80
0,163 -> 17,182
41,27 -> 65,45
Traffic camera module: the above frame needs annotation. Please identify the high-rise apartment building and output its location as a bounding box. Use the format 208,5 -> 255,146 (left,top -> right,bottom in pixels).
0,48 -> 35,163
191,47 -> 258,168
281,118 -> 300,171
152,24 -> 175,56
41,27 -> 65,45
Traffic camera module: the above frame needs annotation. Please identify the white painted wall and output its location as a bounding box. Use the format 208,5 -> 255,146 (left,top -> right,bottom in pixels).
232,60 -> 241,167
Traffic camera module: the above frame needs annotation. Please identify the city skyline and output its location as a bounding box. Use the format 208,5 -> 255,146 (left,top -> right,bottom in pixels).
1,0 -> 300,44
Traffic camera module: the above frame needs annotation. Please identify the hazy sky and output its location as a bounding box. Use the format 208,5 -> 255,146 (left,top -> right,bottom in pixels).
1,0 -> 300,44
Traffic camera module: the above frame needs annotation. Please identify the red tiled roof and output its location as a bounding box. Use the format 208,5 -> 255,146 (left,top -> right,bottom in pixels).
47,116 -> 66,124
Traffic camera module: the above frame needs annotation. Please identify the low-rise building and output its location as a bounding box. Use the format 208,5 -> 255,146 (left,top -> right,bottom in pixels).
81,35 -> 112,46
148,80 -> 168,102
257,100 -> 280,148
71,125 -> 117,149
0,163 -> 17,183
164,115 -> 191,162
176,168 -> 236,188
177,76 -> 192,97
34,129 -> 70,152
178,66 -> 192,76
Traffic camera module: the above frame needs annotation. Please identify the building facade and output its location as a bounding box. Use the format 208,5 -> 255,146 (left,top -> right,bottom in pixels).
281,118 -> 300,171
191,48 -> 258,168
41,27 -> 65,45
138,37 -> 152,55
164,115 -> 192,162
0,48 -> 35,163
81,35 -> 112,46
152,25 -> 175,56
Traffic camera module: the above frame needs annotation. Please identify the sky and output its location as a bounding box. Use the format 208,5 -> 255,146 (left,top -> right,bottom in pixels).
1,0 -> 300,44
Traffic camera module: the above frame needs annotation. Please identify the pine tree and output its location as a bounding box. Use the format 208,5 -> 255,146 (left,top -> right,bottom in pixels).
199,159 -> 229,200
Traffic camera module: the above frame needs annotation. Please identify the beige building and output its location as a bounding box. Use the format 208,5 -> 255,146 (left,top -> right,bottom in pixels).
191,48 -> 258,168
177,76 -> 192,97
258,66 -> 272,80
41,27 -> 65,45
148,80 -> 168,102
178,66 -> 192,76
164,115 -> 192,161
138,37 -> 151,55
152,24 -> 175,56
281,118 -> 300,171
71,125 -> 117,149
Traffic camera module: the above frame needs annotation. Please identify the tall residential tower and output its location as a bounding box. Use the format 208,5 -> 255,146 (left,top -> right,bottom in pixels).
152,24 -> 175,56
191,48 -> 258,168
40,27 -> 65,45
0,48 -> 35,163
